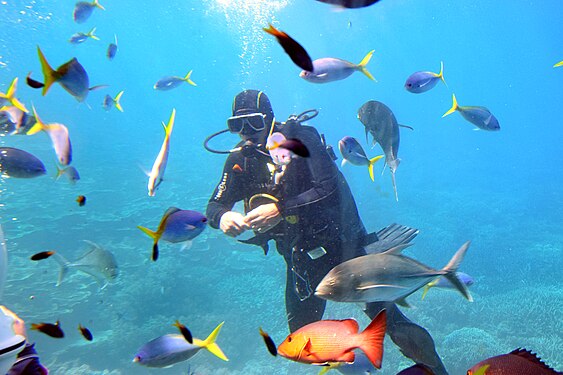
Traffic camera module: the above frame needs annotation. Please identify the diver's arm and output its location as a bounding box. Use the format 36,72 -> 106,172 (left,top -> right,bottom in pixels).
276,128 -> 339,216
206,153 -> 247,229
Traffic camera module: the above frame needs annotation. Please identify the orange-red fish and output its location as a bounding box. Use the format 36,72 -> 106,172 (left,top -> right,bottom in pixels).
277,309 -> 386,368
30,251 -> 55,261
467,348 -> 560,375
76,195 -> 86,206
31,320 -> 64,338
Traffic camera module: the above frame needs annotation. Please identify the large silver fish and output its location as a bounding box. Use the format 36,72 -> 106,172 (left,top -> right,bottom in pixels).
315,241 -> 473,306
0,147 -> 46,178
358,100 -> 409,201
53,240 -> 118,288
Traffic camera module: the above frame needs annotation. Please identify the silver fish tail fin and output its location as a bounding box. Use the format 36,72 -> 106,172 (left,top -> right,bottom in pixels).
52,252 -> 71,286
441,241 -> 473,302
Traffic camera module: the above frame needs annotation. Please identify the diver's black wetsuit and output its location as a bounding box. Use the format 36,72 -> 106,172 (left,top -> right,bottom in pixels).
207,123 -> 449,375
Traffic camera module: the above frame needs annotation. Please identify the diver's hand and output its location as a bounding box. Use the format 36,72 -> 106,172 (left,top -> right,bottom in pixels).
219,211 -> 250,237
244,203 -> 282,233
0,306 -> 26,337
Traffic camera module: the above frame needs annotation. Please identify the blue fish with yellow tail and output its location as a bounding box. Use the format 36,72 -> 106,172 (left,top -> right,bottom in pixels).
442,94 -> 500,131
133,322 -> 228,368
138,207 -> 207,261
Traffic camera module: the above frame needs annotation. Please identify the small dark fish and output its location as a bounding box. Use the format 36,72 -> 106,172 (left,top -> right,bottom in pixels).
74,0 -> 105,23
30,251 -> 55,261
315,0 -> 381,8
173,320 -> 193,344
258,327 -> 277,357
263,24 -> 313,72
31,320 -> 64,338
78,324 -> 93,341
442,94 -> 500,131
153,72 -> 196,91
397,364 -> 435,374
107,35 -> 118,60
467,348 -> 560,375
28,47 -> 99,102
69,27 -> 99,44
278,139 -> 310,157
0,147 -> 46,178
76,195 -> 86,206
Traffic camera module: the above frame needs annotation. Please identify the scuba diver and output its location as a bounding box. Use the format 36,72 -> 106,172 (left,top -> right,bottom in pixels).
205,89 -> 449,375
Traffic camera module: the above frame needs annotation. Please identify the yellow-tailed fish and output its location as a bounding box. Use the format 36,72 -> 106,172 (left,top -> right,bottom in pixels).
553,60 -> 563,68
28,107 -> 72,166
147,109 -> 175,196
0,78 -> 28,113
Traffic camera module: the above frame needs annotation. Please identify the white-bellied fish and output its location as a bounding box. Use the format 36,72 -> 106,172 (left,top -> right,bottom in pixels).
338,136 -> 383,181
405,61 -> 446,94
300,50 -> 375,83
0,78 -> 28,113
107,35 -> 118,60
102,91 -> 124,112
421,271 -> 474,300
73,0 -> 105,23
147,109 -> 175,196
133,322 -> 228,368
0,147 -> 46,178
138,207 -> 207,261
154,71 -> 196,91
0,106 -> 36,135
263,24 -> 313,72
27,47 -> 104,102
69,27 -> 99,44
315,0 -> 381,8
358,100 -> 407,201
442,94 -> 500,131
315,241 -> 473,306
55,165 -> 80,184
27,107 -> 72,166
52,240 -> 118,288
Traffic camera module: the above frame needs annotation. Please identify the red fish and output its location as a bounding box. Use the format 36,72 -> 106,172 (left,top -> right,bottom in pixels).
277,309 -> 386,368
467,348 -> 560,375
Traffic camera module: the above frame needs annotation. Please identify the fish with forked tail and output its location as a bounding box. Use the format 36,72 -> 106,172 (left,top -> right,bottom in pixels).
52,240 -> 118,288
442,94 -> 500,131
316,241 -> 473,307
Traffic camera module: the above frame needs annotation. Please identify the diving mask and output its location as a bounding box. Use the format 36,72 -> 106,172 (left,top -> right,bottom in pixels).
227,113 -> 266,135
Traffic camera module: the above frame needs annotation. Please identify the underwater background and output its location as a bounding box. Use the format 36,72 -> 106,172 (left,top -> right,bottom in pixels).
0,0 -> 562,374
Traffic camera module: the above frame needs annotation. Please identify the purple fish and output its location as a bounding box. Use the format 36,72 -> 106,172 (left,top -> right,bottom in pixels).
73,0 -> 105,23
405,62 -> 445,94
442,94 -> 500,131
138,207 -> 207,261
0,147 -> 46,178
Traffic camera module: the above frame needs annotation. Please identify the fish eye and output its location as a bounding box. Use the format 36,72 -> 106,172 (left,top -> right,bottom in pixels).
202,218 -> 208,223
288,336 -> 292,342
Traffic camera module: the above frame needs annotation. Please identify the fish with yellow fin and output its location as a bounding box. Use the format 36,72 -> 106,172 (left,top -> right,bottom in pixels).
27,106 -> 72,166
137,207 -> 207,261
0,78 -> 28,113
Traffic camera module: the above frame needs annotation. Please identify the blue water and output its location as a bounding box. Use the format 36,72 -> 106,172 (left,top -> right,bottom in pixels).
1,1 -> 562,374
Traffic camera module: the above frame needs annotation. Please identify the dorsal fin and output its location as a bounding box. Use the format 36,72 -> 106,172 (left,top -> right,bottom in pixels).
509,348 -> 560,373
381,243 -> 413,255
